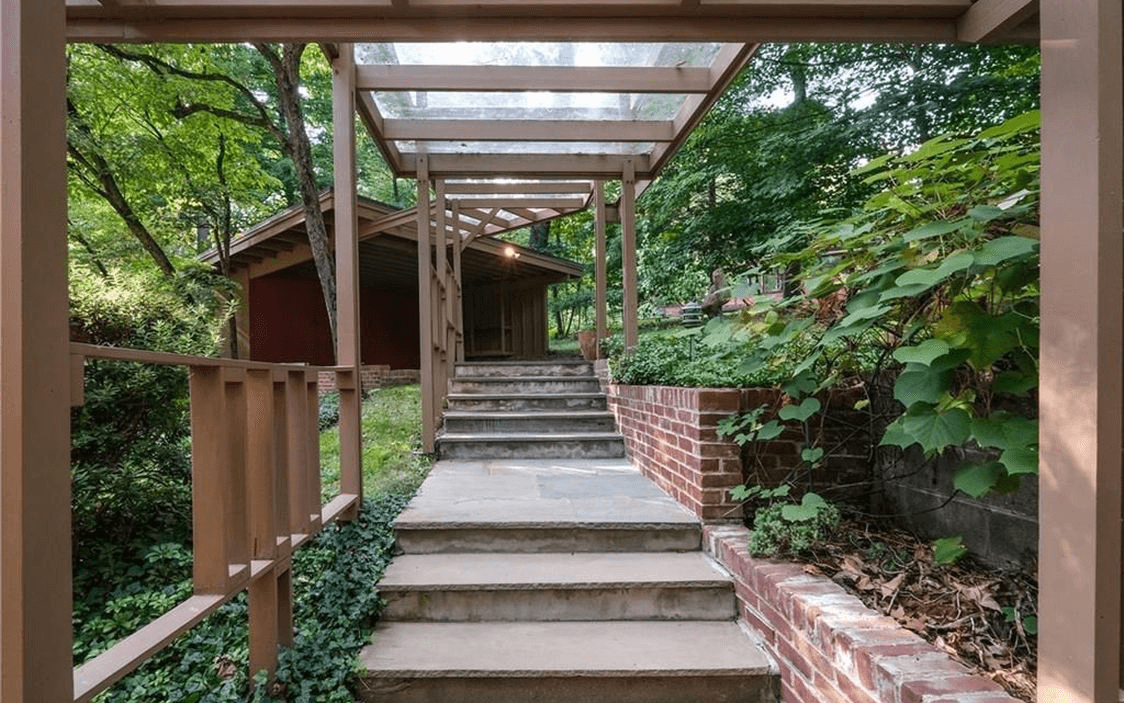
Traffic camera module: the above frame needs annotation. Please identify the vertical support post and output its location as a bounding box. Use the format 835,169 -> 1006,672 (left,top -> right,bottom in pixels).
245,369 -> 279,681
620,161 -> 639,350
1038,1 -> 1124,701
452,203 -> 465,362
435,179 -> 449,414
594,181 -> 608,357
305,375 -> 322,530
332,42 -> 363,510
0,3 -> 71,699
225,373 -> 249,572
190,367 -> 233,594
230,268 -> 252,360
417,156 -> 436,452
286,370 -> 310,536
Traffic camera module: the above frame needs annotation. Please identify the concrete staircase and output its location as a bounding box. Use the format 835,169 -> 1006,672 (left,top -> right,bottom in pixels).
437,360 -> 627,460
356,459 -> 779,703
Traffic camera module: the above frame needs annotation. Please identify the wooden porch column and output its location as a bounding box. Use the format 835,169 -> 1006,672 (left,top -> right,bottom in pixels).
594,181 -> 608,357
332,42 -> 363,506
452,203 -> 465,362
0,2 -> 73,701
434,179 -> 450,421
620,161 -> 639,349
417,157 -> 436,452
232,268 -> 252,360
1038,1 -> 1124,702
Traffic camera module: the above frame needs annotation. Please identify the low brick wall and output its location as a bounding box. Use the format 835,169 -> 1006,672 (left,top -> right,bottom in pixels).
704,525 -> 1019,703
605,384 -> 868,521
318,366 -> 421,394
605,384 -> 760,521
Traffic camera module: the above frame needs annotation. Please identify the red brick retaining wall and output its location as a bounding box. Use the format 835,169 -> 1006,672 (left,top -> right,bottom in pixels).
318,366 -> 421,394
704,525 -> 1019,703
605,383 -> 871,522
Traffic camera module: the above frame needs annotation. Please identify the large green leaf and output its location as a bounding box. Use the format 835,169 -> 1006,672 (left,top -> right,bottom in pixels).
880,282 -> 940,302
933,302 -> 1022,370
755,421 -> 785,441
1000,446 -> 1039,475
902,219 -> 965,243
781,492 -> 828,522
880,418 -> 917,450
893,364 -> 949,407
968,205 -> 1005,222
895,252 -> 975,289
973,236 -> 1038,268
899,407 -> 972,455
893,339 -> 951,366
778,397 -> 821,422
970,412 -> 1038,451
954,461 -> 1003,498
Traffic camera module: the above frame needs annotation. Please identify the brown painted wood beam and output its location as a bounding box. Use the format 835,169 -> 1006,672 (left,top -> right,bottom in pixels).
66,15 -> 961,44
398,152 -> 653,178
957,0 -> 1037,42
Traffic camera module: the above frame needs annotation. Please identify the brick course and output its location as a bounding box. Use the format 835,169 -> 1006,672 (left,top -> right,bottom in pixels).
703,525 -> 1019,703
318,365 -> 421,394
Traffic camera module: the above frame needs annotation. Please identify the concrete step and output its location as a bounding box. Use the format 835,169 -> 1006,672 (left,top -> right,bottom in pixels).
442,410 -> 617,434
380,552 -> 735,622
395,522 -> 700,554
437,432 -> 626,460
445,392 -> 608,412
356,620 -> 778,703
456,360 -> 594,378
450,376 -> 603,395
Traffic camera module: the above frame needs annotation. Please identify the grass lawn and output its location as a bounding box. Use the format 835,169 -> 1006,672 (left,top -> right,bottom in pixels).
319,384 -> 433,500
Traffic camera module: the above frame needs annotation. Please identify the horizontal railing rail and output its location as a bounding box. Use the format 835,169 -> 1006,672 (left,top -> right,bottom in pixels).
69,343 -> 362,702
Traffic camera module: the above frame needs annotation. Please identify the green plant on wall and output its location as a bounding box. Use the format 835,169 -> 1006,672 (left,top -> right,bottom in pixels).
725,111 -> 1040,505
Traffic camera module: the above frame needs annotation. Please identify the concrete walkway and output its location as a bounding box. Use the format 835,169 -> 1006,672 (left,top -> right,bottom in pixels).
356,458 -> 778,703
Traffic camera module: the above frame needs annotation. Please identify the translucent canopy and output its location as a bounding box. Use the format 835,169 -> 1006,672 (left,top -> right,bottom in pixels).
354,41 -> 755,180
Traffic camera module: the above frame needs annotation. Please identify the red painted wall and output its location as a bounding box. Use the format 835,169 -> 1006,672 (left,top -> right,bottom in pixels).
249,277 -> 420,369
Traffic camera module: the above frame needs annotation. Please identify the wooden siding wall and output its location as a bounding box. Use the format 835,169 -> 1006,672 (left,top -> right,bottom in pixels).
463,282 -> 548,360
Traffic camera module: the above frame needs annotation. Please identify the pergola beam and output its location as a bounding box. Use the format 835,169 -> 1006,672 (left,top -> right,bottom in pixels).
398,152 -> 652,178
382,118 -> 675,143
452,197 -> 587,210
444,180 -> 593,196
65,16 -> 963,43
357,64 -> 714,93
957,0 -> 1038,42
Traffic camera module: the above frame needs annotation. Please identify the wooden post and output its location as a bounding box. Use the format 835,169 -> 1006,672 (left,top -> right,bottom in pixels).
417,156 -> 436,452
452,203 -> 465,362
620,161 -> 639,349
594,180 -> 608,356
435,179 -> 450,413
1038,1 -> 1124,701
245,369 -> 279,680
332,42 -> 363,510
0,2 -> 72,698
190,367 -> 234,594
286,370 -> 311,536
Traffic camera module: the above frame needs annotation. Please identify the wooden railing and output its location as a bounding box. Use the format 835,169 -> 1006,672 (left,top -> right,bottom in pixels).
68,343 -> 362,703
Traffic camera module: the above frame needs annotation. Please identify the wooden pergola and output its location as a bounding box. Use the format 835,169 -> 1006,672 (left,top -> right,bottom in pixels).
2,2 -> 1120,702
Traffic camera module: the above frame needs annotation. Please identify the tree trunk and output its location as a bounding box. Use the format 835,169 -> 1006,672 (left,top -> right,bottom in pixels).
258,43 -> 339,358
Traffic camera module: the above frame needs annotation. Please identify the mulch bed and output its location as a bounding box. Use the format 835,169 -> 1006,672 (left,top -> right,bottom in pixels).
791,517 -> 1037,702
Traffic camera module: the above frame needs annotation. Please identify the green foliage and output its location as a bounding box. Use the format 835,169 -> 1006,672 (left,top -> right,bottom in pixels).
82,496 -> 406,702
748,492 -> 841,556
932,535 -> 969,565
319,385 -> 432,499
70,266 -> 229,586
732,111 -> 1041,504
318,391 -> 341,431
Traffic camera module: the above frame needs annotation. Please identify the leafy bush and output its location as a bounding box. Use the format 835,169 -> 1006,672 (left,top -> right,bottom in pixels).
82,496 -> 406,702
606,331 -> 797,388
70,266 -> 231,600
318,391 -> 341,431
747,492 -> 841,556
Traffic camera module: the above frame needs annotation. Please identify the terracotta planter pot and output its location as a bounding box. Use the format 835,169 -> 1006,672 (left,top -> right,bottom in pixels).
577,329 -> 598,360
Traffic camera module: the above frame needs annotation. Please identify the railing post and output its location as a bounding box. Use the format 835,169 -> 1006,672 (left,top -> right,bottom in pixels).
620,161 -> 639,350
306,372 -> 323,529
594,181 -> 608,356
245,369 -> 280,680
286,369 -> 311,537
190,367 -> 235,594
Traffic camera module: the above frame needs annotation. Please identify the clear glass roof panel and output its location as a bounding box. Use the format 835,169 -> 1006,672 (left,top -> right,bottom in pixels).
373,91 -> 687,122
398,140 -> 654,155
356,42 -> 723,68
